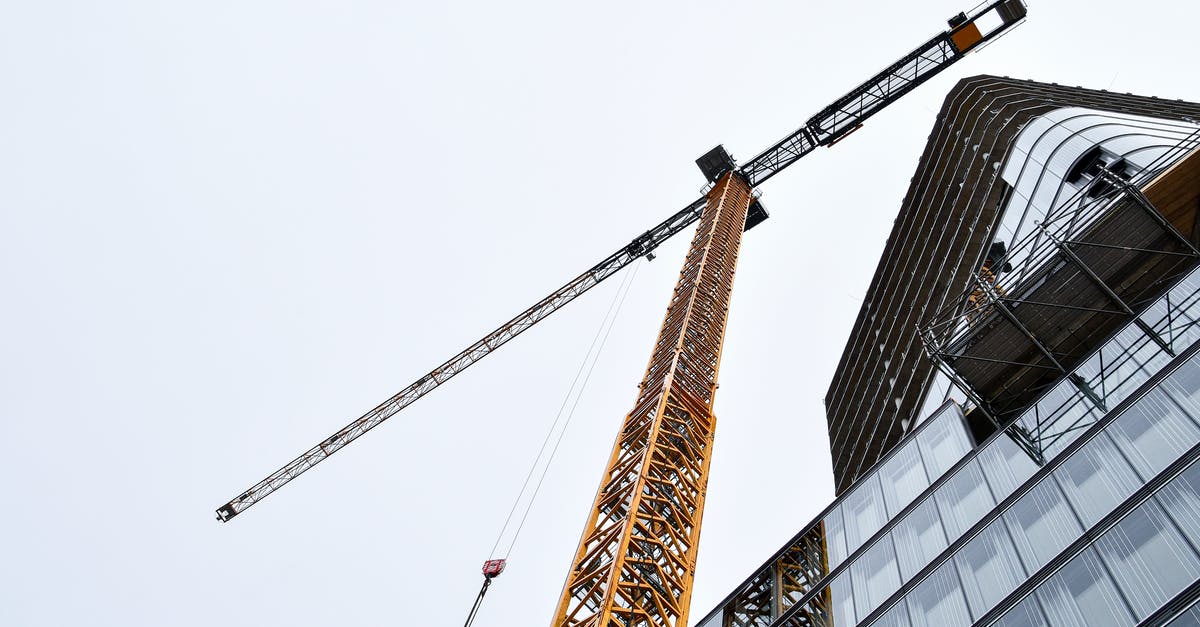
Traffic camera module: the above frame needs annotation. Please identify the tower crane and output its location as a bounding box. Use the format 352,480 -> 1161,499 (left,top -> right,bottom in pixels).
217,1 -> 1026,624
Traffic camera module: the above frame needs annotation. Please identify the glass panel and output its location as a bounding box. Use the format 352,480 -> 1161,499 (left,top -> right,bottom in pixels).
936,459 -> 996,540
954,522 -> 1027,617
1105,388 -> 1200,480
917,407 -> 972,480
1156,459 -> 1200,541
1095,499 -> 1200,620
905,562 -> 971,627
991,593 -> 1049,627
1164,356 -> 1200,419
978,433 -> 1039,502
893,497 -> 948,580
1003,476 -> 1083,573
871,600 -> 913,627
879,440 -> 930,516
851,535 -> 901,619
826,506 -> 848,570
1053,432 -> 1142,527
830,570 -> 855,627
1035,548 -> 1133,627
844,475 -> 888,553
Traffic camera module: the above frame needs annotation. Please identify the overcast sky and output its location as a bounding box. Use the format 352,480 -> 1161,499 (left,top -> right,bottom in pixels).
3,2 -> 1199,625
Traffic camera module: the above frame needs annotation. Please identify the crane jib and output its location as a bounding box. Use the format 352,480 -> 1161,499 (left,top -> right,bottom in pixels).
215,0 -> 1026,523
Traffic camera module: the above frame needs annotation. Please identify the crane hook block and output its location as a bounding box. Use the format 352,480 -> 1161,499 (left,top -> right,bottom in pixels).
482,559 -> 507,579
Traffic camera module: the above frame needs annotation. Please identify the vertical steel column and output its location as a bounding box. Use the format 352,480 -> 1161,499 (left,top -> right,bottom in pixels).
552,172 -> 753,627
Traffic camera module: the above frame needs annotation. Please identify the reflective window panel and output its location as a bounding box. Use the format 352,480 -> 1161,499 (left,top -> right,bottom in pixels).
830,570 -> 856,627
893,496 -> 949,580
1165,358 -> 1200,422
1096,499 -> 1200,620
955,522 -> 1028,617
851,535 -> 902,619
1035,547 -> 1133,627
872,601 -> 913,627
977,433 -> 1039,503
844,475 -> 888,552
826,506 -> 848,570
936,459 -> 996,540
1165,604 -> 1200,627
1053,432 -> 1142,527
916,407 -> 972,481
990,593 -> 1049,627
1105,388 -> 1200,481
906,562 -> 971,627
1156,458 -> 1200,543
1003,476 -> 1083,573
879,439 -> 931,516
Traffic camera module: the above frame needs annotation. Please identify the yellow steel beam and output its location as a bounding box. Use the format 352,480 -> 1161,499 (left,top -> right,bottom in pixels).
552,172 -> 753,626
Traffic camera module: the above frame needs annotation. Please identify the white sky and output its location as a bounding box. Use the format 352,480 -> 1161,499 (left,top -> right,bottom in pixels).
2,1 -> 1197,625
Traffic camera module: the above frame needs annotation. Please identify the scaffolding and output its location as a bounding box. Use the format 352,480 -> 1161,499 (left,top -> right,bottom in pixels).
922,131 -> 1200,464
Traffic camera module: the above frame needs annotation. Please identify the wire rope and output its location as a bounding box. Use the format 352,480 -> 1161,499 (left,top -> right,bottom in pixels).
487,261 -> 641,560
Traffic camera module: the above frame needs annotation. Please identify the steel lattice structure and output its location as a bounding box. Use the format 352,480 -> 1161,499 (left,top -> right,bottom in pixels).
214,197 -> 707,521
215,3 -> 1029,625
552,172 -> 752,626
217,0 -> 1025,525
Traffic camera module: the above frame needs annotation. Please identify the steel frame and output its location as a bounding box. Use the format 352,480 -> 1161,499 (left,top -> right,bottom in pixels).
739,0 -> 1026,187
920,142 -> 1200,464
216,0 -> 1027,525
552,173 -> 751,627
215,196 -> 708,521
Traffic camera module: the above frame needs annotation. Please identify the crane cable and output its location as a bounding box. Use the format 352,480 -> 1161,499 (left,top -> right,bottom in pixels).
491,261 -> 640,559
462,262 -> 642,627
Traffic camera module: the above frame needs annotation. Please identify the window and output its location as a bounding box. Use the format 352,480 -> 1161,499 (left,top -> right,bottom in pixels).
1164,358 -> 1200,420
906,562 -> 971,627
1035,548 -> 1132,627
825,507 -> 848,570
978,433 -> 1039,502
1053,433 -> 1142,527
879,440 -> 930,515
852,536 -> 902,618
991,593 -> 1049,627
1165,604 -> 1200,627
1004,476 -> 1083,573
936,459 -> 996,540
892,497 -> 949,579
872,600 -> 912,627
844,475 -> 888,552
1155,459 -> 1200,542
1105,388 -> 1200,480
830,570 -> 856,626
1095,499 -> 1200,620
954,522 -> 1027,616
917,407 -> 972,480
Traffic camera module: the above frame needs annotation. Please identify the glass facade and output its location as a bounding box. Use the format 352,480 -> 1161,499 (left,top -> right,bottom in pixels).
696,261 -> 1200,627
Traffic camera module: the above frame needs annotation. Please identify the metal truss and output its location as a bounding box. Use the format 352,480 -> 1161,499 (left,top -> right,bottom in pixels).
920,139 -> 1200,465
739,35 -> 957,187
739,0 -> 1027,187
216,0 -> 1027,525
216,195 -> 707,521
709,523 -> 829,627
552,173 -> 751,627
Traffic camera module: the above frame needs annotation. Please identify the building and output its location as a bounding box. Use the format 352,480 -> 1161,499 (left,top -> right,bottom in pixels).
694,76 -> 1200,626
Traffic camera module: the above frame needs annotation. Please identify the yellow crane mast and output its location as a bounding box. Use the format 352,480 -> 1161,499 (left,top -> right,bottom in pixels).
553,172 -> 752,626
